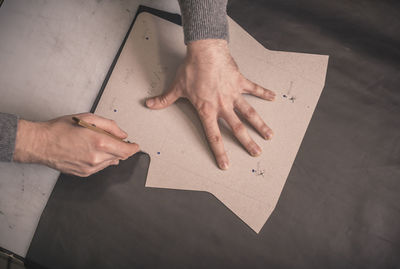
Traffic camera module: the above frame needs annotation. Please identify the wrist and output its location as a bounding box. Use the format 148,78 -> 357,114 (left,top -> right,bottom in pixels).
13,119 -> 49,164
186,39 -> 229,61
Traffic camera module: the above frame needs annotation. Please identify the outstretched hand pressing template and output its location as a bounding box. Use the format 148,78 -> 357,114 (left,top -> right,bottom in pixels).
146,39 -> 275,170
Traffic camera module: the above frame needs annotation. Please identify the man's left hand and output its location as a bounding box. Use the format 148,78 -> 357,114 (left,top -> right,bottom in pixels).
146,39 -> 275,170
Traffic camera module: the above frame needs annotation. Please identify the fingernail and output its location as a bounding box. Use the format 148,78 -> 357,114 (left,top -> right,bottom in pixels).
262,127 -> 271,140
251,147 -> 262,156
146,99 -> 154,107
219,161 -> 229,170
266,129 -> 274,140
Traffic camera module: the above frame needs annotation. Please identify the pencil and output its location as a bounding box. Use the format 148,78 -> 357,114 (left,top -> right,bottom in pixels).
72,116 -> 126,142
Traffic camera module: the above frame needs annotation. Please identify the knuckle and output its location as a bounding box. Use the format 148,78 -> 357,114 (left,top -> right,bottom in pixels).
244,107 -> 257,119
131,143 -> 139,153
159,95 -> 169,105
197,102 -> 215,120
218,100 -> 232,112
232,122 -> 246,134
88,153 -> 101,166
82,167 -> 94,177
122,143 -> 139,159
95,138 -> 107,150
256,87 -> 263,95
206,134 -> 222,144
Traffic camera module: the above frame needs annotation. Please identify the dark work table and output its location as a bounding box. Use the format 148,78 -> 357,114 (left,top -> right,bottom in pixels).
25,1 -> 400,269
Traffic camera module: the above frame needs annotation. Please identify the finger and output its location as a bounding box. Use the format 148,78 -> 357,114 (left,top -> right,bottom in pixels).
242,78 -> 275,101
111,159 -> 120,166
95,136 -> 140,160
66,155 -> 118,177
222,110 -> 262,157
84,158 -> 121,177
198,108 -> 229,170
146,86 -> 181,110
76,113 -> 128,139
234,97 -> 273,140
84,152 -> 117,167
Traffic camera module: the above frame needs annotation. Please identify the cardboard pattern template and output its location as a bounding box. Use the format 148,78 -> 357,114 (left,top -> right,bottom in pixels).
95,12 -> 329,233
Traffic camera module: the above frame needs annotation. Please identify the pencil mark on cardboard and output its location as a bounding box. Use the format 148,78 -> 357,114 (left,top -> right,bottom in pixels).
147,64 -> 168,95
283,81 -> 296,103
287,81 -> 294,95
124,67 -> 134,84
253,162 -> 265,177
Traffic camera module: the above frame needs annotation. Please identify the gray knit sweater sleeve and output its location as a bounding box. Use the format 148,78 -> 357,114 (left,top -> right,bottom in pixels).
0,112 -> 18,162
178,0 -> 229,44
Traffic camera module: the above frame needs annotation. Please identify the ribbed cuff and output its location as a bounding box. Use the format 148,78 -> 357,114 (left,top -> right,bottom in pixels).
0,112 -> 19,162
178,0 -> 229,44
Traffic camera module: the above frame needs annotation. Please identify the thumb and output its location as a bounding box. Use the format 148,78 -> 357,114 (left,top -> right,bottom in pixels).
77,113 -> 128,139
146,87 -> 180,110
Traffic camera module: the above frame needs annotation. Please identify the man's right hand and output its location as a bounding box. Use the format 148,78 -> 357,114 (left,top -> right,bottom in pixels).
13,113 -> 139,177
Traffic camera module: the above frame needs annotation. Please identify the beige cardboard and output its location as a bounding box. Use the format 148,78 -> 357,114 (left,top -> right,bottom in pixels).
95,12 -> 329,233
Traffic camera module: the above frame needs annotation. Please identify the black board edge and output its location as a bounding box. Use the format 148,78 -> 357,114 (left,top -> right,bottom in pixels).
90,5 -> 182,113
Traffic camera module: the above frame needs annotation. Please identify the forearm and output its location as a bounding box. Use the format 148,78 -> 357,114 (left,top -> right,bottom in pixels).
0,112 -> 19,162
0,113 -> 46,163
13,119 -> 47,163
178,0 -> 229,44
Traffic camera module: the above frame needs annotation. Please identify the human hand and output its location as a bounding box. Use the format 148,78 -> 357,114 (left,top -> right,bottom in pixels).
146,39 -> 275,170
13,113 -> 139,177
